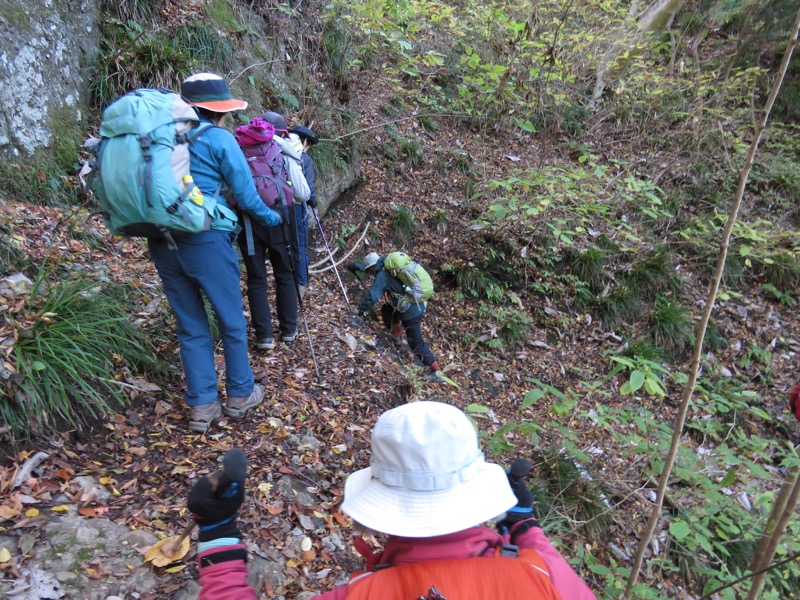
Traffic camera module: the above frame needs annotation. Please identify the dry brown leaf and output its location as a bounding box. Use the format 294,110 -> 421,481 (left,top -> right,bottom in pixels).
143,535 -> 191,566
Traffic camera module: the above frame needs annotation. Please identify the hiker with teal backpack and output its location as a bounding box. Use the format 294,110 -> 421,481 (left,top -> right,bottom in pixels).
347,252 -> 443,380
92,73 -> 283,433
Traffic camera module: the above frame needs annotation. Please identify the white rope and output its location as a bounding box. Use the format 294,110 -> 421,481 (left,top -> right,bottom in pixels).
309,221 -> 371,274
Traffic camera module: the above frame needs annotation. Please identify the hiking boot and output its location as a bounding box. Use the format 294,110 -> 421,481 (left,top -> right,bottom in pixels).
282,330 -> 298,342
256,337 -> 274,350
223,384 -> 265,418
188,401 -> 222,433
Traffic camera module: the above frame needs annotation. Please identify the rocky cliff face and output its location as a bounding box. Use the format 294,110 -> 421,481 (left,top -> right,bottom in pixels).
0,0 -> 99,157
0,1 -> 357,212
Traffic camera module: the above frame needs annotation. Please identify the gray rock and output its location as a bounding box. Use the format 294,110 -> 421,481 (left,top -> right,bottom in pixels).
73,475 -> 113,502
249,555 -> 285,593
276,475 -> 318,508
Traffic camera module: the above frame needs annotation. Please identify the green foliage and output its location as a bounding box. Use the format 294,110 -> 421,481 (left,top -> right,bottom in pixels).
582,284 -> 641,328
761,283 -> 796,307
398,136 -> 424,166
0,153 -> 83,207
441,261 -> 499,300
3,276 -> 156,442
390,203 -> 416,242
646,298 -> 694,356
565,247 -> 606,290
308,139 -> 351,180
760,249 -> 800,292
625,247 -> 680,298
173,24 -> 234,74
103,0 -> 158,23
90,21 -> 196,107
204,0 -> 246,31
477,303 -> 532,348
335,222 -> 358,251
321,17 -> 354,96
606,353 -> 673,398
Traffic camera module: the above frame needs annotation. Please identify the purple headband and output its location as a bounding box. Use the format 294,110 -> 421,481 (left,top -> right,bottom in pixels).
234,118 -> 275,148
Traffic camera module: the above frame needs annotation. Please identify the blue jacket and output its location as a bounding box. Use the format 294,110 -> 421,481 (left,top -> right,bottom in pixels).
189,118 -> 281,231
357,257 -> 426,321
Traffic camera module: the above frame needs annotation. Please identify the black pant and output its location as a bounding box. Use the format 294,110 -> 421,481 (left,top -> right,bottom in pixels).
381,303 -> 436,367
238,223 -> 297,340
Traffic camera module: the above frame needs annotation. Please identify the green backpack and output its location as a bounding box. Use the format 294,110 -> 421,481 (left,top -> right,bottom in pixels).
89,88 -> 231,246
383,251 -> 434,312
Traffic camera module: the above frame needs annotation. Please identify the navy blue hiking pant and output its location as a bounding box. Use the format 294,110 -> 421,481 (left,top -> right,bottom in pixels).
381,303 -> 436,367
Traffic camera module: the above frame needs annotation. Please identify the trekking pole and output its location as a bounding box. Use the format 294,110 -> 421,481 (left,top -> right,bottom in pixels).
311,206 -> 350,305
280,204 -> 322,384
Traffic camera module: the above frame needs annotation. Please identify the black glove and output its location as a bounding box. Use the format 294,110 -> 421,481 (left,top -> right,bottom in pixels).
274,204 -> 290,226
188,474 -> 244,543
307,197 -> 317,209
345,263 -> 358,274
498,458 -> 539,539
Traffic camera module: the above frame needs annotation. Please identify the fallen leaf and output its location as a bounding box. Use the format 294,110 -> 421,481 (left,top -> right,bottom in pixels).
25,508 -> 40,518
50,505 -> 70,513
0,547 -> 11,562
143,535 -> 191,567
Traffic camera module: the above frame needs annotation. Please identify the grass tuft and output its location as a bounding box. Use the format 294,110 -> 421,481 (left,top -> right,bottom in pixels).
647,297 -> 694,356
432,208 -> 450,235
760,250 -> 800,292
566,247 -> 606,290
390,204 -> 416,242
626,246 -> 680,297
4,276 -> 156,443
442,262 -> 497,298
399,137 -> 424,167
584,284 -> 641,328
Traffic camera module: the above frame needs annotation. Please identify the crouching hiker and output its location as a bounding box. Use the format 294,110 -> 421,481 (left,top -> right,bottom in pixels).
347,252 -> 442,380
188,401 -> 597,599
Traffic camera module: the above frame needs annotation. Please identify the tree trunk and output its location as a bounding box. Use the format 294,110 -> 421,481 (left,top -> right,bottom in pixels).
622,7 -> 800,597
745,463 -> 800,599
592,0 -> 687,104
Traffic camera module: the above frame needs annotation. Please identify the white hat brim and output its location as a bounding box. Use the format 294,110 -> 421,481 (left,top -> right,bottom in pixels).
342,462 -> 518,537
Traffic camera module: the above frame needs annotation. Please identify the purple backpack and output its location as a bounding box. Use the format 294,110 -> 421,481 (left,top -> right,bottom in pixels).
235,119 -> 294,208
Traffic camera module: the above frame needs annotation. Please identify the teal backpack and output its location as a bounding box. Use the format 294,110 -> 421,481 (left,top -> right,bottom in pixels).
383,251 -> 435,312
90,88 -> 224,246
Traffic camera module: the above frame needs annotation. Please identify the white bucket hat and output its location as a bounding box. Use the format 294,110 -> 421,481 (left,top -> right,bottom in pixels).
342,401 -> 517,538
362,252 -> 381,270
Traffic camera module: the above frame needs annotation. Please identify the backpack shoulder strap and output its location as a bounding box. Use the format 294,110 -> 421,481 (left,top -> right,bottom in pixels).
187,122 -> 218,143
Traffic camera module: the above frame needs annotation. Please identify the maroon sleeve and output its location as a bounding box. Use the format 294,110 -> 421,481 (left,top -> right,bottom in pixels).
512,522 -> 597,600
198,545 -> 256,600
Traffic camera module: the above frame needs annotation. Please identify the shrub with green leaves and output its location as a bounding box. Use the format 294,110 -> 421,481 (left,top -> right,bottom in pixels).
3,278 -> 156,442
